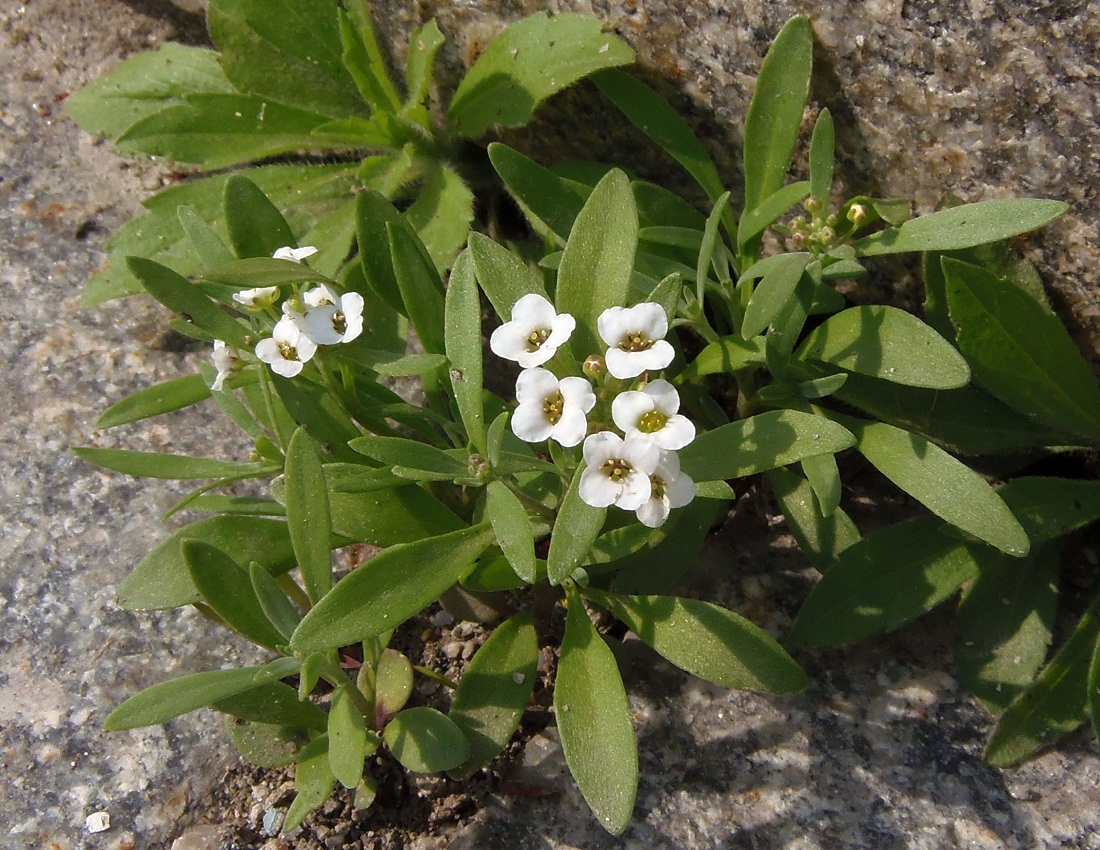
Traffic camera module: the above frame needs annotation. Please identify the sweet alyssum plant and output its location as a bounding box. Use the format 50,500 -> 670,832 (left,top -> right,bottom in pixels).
71,3 -> 1100,836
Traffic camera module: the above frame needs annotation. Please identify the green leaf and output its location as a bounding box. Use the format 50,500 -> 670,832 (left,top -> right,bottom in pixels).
1090,634 -> 1100,750
555,585 -> 637,835
283,737 -> 335,832
349,436 -> 467,478
270,374 -> 362,463
694,192 -> 731,306
956,545 -> 1058,713
469,231 -> 548,321
449,13 -> 633,138
127,257 -> 250,347
225,718 -> 306,768
405,19 -> 444,109
741,252 -> 811,339
808,109 -> 835,203
224,175 -> 297,260
290,524 -> 494,651
675,334 -> 766,382
767,467 -> 860,571
178,205 -> 236,269
547,465 -> 608,585
328,687 -> 368,788
96,374 -> 211,429
846,418 -> 1029,556
742,16 -> 813,215
488,143 -> 586,245
384,707 -> 470,773
405,164 -> 476,273
376,649 -> 414,717
449,613 -> 539,777
985,590 -> 1100,766
104,667 -> 273,730
213,681 -> 327,730
486,482 -> 537,584
997,477 -> 1100,544
593,69 -> 725,204
943,257 -> 1100,440
609,499 -> 725,595
737,181 -> 811,252
116,94 -> 333,170
249,562 -> 302,640
338,4 -> 401,113
183,541 -> 285,649
797,305 -> 970,389
199,257 -> 333,289
801,452 -> 841,517
285,428 -> 333,604
327,486 -> 465,545
445,249 -> 486,453
679,410 -> 855,482
208,0 -> 368,121
852,199 -> 1068,256
789,519 -> 986,645
556,169 -> 638,355
590,590 -> 806,693
119,517 -> 296,610
355,189 -> 404,313
72,446 -> 260,480
65,43 -> 236,140
387,221 -> 446,354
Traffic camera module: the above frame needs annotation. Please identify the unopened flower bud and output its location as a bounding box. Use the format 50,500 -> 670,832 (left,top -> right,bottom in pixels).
583,354 -> 606,378
804,197 -> 822,215
847,203 -> 868,225
826,213 -> 838,227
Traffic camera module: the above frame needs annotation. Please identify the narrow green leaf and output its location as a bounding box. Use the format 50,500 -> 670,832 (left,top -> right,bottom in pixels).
199,257 -> 333,289
997,477 -> 1100,544
225,718 -> 306,768
797,305 -> 970,389
741,252 -> 811,339
72,446 -> 259,480
555,585 -> 637,835
355,189 -> 404,313
349,436 -> 467,478
327,486 -> 465,545
679,410 -> 855,482
213,681 -> 327,730
338,4 -> 401,113
127,257 -> 249,347
405,164 -> 475,273
486,482 -> 537,584
846,418 -> 1029,555
469,231 -> 549,320
675,334 -> 767,382
328,687 -> 368,788
290,524 -> 494,651
387,221 -> 446,354
985,590 -> 1100,766
104,667 -> 272,730
767,467 -> 860,572
956,545 -> 1058,713
695,192 -> 730,306
449,13 -> 633,138
271,374 -> 362,463
405,20 -> 444,109
384,707 -> 470,773
96,374 -> 211,429
742,16 -> 813,214
189,495 -> 284,516
183,541 -> 285,649
178,205 -> 236,269
445,249 -> 486,453
487,143 -> 586,245
285,428 -> 333,604
593,69 -> 725,203
547,465 -> 608,585
119,517 -> 296,610
249,562 -> 302,640
224,175 -> 297,260
737,181 -> 811,251
449,613 -> 539,778
801,452 -> 841,517
556,169 -> 638,355
808,109 -> 835,203
789,519 -> 986,646
208,0 -> 368,120
283,737 -> 335,832
588,590 -> 806,694
943,257 -> 1100,440
853,199 -> 1068,256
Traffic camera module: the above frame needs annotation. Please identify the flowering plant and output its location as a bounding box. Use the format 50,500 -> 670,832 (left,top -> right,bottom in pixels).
71,2 -> 1100,838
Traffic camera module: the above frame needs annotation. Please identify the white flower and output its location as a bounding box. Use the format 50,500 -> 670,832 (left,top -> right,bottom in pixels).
298,285 -> 365,345
272,245 -> 318,263
511,368 -> 595,447
490,293 -> 576,368
597,303 -> 675,379
210,340 -> 236,391
232,286 -> 278,309
611,379 -> 696,450
254,316 -> 317,378
635,450 -> 695,528
578,432 -> 660,511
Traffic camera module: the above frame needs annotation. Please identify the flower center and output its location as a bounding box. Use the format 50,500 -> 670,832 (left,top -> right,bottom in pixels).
332,310 -> 347,335
543,391 -> 565,425
637,410 -> 668,433
526,327 -> 551,352
618,331 -> 654,353
650,474 -> 667,500
277,341 -> 300,362
600,457 -> 633,482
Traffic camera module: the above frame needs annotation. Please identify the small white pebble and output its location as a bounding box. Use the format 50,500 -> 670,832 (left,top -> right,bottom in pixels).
512,672 -> 526,685
431,610 -> 454,627
599,43 -> 610,53
86,811 -> 110,834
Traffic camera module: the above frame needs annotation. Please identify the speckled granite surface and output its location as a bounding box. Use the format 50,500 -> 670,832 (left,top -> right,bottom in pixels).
3,1 -> 1099,848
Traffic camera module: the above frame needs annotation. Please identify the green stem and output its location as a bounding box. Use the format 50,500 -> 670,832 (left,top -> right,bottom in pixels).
413,664 -> 457,690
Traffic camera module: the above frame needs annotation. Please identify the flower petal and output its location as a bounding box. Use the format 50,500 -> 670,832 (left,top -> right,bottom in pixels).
597,306 -> 631,347
579,466 -> 620,508
615,470 -> 652,511
582,431 -> 623,468
511,402 -> 554,443
550,407 -> 588,447
644,379 -> 681,414
611,390 -> 655,432
636,494 -> 671,528
559,376 -> 596,413
654,414 -> 696,450
515,368 -> 559,404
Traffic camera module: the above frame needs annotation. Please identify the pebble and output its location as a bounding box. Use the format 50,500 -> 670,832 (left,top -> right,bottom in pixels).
85,811 -> 110,833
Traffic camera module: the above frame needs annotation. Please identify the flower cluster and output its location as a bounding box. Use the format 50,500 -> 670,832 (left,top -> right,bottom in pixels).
492,296 -> 696,528
210,246 -> 364,387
